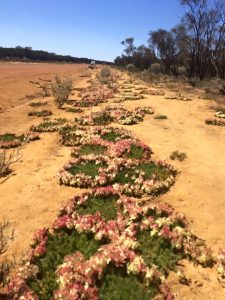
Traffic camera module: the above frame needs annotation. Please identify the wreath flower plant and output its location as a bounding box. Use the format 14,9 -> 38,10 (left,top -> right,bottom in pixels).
7,187 -> 215,300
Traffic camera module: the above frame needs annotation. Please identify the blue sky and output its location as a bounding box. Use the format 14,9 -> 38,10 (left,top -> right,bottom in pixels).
0,0 -> 184,62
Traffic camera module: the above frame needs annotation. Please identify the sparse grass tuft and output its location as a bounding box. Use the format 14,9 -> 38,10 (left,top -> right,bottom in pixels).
154,114 -> 168,120
170,151 -> 187,161
29,101 -> 47,107
28,110 -> 52,117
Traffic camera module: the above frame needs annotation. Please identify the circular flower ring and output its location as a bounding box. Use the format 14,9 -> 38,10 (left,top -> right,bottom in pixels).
71,138 -> 153,160
58,155 -> 119,188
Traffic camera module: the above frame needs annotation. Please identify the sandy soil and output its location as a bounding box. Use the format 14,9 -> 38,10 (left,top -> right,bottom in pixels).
0,62 -> 87,111
0,63 -> 225,299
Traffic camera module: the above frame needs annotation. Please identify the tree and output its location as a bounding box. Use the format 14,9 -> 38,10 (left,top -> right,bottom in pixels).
121,37 -> 136,57
149,29 -> 180,75
132,45 -> 156,69
180,0 -> 225,79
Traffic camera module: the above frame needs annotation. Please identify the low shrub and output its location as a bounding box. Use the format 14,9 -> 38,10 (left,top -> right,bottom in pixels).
150,63 -> 161,74
170,151 -> 187,161
205,119 -> 225,127
76,111 -> 113,126
30,118 -> 68,132
51,76 -> 73,109
29,101 -> 47,107
66,107 -> 83,113
154,115 -> 168,120
28,110 -> 52,117
0,219 -> 15,291
126,63 -> 136,72
97,67 -> 112,84
0,149 -> 22,178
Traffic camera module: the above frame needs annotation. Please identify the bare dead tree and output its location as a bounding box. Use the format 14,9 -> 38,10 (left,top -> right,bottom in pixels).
0,149 -> 23,181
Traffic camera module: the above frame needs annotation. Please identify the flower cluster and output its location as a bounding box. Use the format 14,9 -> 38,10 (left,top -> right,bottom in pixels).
58,156 -> 177,196
215,111 -> 225,119
105,105 -> 149,125
146,89 -> 165,96
135,106 -> 154,115
77,85 -> 114,107
91,126 -> 135,142
217,249 -> 225,287
58,155 -> 118,188
60,127 -> 95,146
7,186 -> 216,299
0,132 -> 40,149
112,93 -> 144,103
75,110 -> 113,126
205,118 -> 225,126
60,126 -> 134,147
75,104 -> 153,127
71,137 -> 153,160
30,118 -> 68,132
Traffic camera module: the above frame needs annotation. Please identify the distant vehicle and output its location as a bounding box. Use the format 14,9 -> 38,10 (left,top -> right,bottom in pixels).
88,60 -> 96,69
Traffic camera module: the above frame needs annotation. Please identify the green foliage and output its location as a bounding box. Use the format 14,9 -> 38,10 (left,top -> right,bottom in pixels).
59,124 -> 77,135
127,145 -> 144,159
101,131 -> 121,142
68,162 -> 106,178
66,107 -> 83,113
79,144 -> 107,156
154,115 -> 168,120
115,162 -> 173,185
0,133 -> 24,142
137,230 -> 181,272
93,111 -> 113,125
28,231 -> 101,300
99,266 -> 156,300
170,150 -> 187,161
77,194 -> 119,221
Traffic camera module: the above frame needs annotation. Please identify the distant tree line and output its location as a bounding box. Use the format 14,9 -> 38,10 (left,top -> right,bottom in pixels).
115,0 -> 225,80
0,46 -> 110,65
